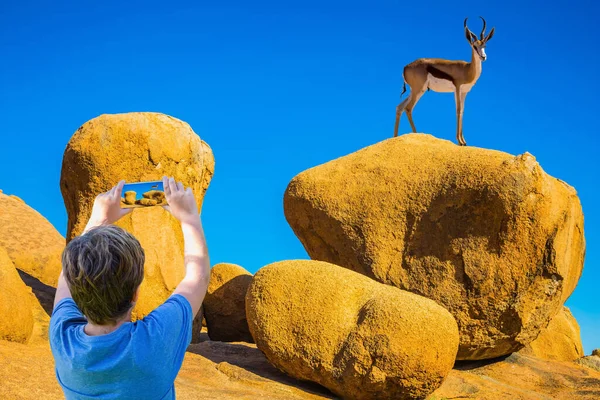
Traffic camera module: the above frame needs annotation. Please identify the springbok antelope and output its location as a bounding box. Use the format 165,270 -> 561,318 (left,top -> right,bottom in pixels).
393,17 -> 495,145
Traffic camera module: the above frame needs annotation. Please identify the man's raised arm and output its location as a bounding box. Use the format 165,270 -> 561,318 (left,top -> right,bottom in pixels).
162,176 -> 210,318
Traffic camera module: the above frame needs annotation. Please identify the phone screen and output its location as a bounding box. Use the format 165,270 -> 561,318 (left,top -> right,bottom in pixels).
121,181 -> 167,208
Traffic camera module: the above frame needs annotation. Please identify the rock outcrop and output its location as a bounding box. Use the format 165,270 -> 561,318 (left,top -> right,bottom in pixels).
60,112 -> 215,320
577,352 -> 600,372
246,260 -> 459,400
0,247 -> 34,343
2,336 -> 600,400
0,340 -> 334,400
434,352 -> 600,400
203,263 -> 253,343
284,133 -> 585,360
0,192 -> 64,287
520,306 -> 584,361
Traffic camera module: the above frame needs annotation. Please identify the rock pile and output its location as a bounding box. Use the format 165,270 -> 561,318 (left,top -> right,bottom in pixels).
284,133 -> 585,360
0,123 -> 593,400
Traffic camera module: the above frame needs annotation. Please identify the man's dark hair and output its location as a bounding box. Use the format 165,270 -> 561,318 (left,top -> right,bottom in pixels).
62,225 -> 145,325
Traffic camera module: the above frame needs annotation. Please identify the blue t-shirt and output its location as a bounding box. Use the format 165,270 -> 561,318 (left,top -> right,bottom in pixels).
49,294 -> 193,400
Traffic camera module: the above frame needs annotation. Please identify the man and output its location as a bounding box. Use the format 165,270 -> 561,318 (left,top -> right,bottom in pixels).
50,176 -> 210,399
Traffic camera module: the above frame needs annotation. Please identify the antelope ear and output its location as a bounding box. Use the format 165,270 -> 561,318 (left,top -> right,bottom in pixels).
465,27 -> 475,43
485,27 -> 495,42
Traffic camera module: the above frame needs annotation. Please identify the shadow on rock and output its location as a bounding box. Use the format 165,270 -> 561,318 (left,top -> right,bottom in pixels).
187,341 -> 335,398
205,274 -> 254,343
17,269 -> 56,316
453,354 -> 511,371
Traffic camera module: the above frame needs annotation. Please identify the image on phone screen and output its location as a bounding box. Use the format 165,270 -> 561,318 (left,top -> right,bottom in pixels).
121,181 -> 167,208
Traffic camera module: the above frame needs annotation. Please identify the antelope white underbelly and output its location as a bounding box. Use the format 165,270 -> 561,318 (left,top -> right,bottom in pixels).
426,74 -> 476,94
426,74 -> 455,93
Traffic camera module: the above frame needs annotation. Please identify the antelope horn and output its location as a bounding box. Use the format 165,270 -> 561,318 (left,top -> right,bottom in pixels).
464,17 -> 476,42
479,16 -> 487,39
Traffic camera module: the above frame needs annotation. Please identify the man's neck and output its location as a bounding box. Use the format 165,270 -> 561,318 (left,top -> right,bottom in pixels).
84,313 -> 132,336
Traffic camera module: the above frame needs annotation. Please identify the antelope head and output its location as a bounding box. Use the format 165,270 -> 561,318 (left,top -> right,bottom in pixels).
464,17 -> 495,61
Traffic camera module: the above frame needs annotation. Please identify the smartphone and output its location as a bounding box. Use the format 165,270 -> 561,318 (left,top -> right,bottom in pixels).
121,181 -> 167,208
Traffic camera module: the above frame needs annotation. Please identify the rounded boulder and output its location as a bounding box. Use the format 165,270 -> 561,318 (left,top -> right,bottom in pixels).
0,192 -> 64,287
204,263 -> 253,342
246,260 -> 459,400
0,247 -> 34,343
60,112 -> 214,319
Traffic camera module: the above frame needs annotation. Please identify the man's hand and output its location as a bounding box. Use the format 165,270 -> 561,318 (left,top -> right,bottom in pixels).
83,180 -> 133,233
162,176 -> 200,225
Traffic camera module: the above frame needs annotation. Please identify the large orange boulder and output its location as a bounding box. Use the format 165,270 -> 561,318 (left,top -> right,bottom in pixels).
246,260 -> 459,400
0,192 -> 64,287
284,133 -> 585,360
203,263 -> 253,342
520,306 -> 583,361
60,112 -> 214,319
0,247 -> 34,343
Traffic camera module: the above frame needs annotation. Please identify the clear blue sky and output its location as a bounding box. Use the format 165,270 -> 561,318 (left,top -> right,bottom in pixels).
1,1 -> 598,353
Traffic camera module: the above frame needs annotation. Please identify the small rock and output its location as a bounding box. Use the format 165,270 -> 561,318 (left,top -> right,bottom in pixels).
204,263 -> 253,342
